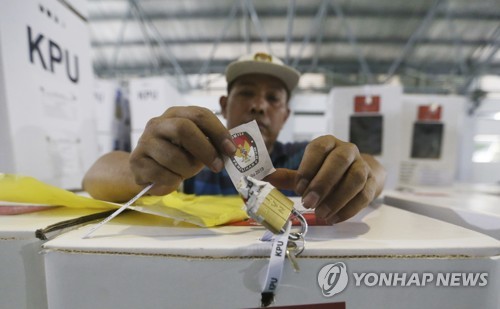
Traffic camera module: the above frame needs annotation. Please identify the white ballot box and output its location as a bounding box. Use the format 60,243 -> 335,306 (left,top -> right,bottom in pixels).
0,207 -> 107,309
43,205 -> 500,309
384,186 -> 500,240
0,0 -> 98,190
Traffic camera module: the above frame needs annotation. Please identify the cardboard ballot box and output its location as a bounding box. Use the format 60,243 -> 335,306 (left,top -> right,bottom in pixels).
384,186 -> 500,240
0,0 -> 98,190
0,207 -> 106,309
43,205 -> 500,309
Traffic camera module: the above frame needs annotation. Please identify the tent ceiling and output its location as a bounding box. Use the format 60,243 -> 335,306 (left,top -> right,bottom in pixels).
88,0 -> 500,94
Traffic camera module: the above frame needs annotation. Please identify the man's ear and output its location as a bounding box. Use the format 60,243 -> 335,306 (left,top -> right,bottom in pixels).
282,106 -> 291,125
219,95 -> 228,119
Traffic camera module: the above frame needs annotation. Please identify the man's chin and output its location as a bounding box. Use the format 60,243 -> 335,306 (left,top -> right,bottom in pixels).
262,137 -> 274,153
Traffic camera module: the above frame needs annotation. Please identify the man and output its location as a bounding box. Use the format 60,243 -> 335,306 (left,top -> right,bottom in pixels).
83,52 -> 386,225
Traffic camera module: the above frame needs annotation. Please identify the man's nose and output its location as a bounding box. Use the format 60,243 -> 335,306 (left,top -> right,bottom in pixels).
250,95 -> 267,114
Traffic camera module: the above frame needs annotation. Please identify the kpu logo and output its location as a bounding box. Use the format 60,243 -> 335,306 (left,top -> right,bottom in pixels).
230,132 -> 259,172
138,90 -> 158,100
317,262 -> 349,297
27,26 -> 79,83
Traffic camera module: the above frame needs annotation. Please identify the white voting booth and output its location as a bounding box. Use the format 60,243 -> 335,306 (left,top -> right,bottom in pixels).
398,94 -> 466,186
326,85 -> 403,189
42,203 -> 500,309
0,0 -> 98,189
93,79 -> 122,156
289,93 -> 328,142
129,76 -> 187,149
183,93 -> 227,126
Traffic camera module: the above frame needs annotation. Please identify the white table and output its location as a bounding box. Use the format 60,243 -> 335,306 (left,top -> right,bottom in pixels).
43,204 -> 500,309
384,186 -> 500,240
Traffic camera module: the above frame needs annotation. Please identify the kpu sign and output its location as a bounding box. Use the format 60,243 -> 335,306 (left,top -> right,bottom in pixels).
27,25 -> 79,83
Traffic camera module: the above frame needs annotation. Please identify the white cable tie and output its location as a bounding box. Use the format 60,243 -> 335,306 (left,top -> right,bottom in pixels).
260,221 -> 292,307
82,183 -> 154,239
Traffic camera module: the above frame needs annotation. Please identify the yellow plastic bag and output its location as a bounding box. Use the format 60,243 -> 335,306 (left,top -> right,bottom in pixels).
133,193 -> 247,227
0,174 -> 248,227
0,174 -> 118,209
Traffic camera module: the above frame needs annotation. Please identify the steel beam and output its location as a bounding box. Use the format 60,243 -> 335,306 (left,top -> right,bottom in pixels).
330,0 -> 373,83
285,0 -> 296,64
292,0 -> 329,68
130,1 -> 191,89
129,0 -> 160,70
88,6 -> 500,22
384,0 -> 443,82
91,36 -> 499,48
244,0 -> 273,54
196,2 -> 239,88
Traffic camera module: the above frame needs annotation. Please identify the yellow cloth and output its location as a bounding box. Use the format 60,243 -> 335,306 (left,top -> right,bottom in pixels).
133,194 -> 247,227
0,174 -> 248,227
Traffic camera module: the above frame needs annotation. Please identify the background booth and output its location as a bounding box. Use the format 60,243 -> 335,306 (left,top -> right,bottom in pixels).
398,94 -> 467,187
326,84 -> 403,189
128,76 -> 187,149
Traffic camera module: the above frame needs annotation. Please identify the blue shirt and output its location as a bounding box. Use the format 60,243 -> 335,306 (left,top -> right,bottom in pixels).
183,141 -> 308,196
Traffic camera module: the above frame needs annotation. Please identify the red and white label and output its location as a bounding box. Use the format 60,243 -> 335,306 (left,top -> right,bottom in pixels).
417,105 -> 442,121
354,96 -> 380,113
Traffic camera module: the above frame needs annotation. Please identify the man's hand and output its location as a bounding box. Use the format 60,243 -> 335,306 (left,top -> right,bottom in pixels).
129,106 -> 237,196
82,106 -> 236,202
265,135 -> 386,224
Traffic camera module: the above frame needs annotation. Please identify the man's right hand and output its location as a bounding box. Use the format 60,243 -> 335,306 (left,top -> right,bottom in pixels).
129,106 -> 237,196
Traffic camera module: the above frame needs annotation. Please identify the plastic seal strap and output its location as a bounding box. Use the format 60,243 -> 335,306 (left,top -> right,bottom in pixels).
82,183 -> 154,239
260,221 -> 292,307
260,209 -> 307,256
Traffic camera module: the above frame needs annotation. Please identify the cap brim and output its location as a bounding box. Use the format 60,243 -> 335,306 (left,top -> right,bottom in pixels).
226,60 -> 300,92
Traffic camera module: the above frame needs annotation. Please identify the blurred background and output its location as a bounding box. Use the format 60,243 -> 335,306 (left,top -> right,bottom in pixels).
1,0 -> 500,189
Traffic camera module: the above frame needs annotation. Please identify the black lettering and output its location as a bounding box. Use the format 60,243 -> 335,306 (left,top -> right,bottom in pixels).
268,277 -> 278,291
27,26 -> 79,84
66,50 -> 79,83
275,241 -> 283,257
49,40 -> 62,73
28,26 -> 46,69
138,91 -> 157,100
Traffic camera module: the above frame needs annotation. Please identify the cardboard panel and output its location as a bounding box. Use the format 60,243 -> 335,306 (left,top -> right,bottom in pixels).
42,205 -> 500,308
0,0 -> 97,189
0,207 -> 102,309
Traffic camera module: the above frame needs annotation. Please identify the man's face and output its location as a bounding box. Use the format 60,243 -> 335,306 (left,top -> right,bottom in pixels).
220,74 -> 290,152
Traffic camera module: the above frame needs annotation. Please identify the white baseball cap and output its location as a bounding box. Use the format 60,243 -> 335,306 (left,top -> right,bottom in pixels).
225,52 -> 301,92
